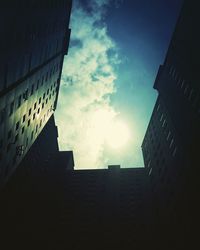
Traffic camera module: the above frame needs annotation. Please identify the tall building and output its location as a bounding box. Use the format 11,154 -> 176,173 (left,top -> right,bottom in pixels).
1,154 -> 151,248
0,114 -> 74,249
56,166 -> 152,248
142,0 -> 199,244
0,0 -> 72,186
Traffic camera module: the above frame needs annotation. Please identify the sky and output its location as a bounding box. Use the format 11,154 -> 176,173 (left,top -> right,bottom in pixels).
55,0 -> 183,169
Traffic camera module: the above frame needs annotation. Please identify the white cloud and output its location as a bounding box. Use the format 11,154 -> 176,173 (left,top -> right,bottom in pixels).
55,0 -> 120,169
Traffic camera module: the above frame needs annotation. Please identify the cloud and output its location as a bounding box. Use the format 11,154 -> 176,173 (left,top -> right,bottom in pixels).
55,0 -> 120,169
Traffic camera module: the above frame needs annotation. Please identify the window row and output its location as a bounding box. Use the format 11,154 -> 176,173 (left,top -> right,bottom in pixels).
0,83 -> 57,126
0,109 -> 53,162
169,65 -> 200,111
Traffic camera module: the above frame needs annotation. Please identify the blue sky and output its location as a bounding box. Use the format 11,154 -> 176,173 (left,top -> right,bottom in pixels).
55,0 -> 183,169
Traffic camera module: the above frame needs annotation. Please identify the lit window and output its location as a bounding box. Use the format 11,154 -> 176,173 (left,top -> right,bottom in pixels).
172,147 -> 177,157
162,119 -> 166,128
160,114 -> 163,122
167,131 -> 171,141
147,160 -> 151,168
169,138 -> 174,148
181,80 -> 185,89
148,168 -> 152,176
156,104 -> 160,111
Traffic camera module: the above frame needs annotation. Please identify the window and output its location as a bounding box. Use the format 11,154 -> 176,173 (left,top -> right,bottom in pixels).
35,124 -> 38,133
33,113 -> 36,120
49,94 -> 51,100
169,138 -> 174,148
23,89 -> 28,100
189,88 -> 194,101
42,103 -> 44,109
39,97 -> 41,104
31,84 -> 34,95
147,160 -> 151,168
36,80 -> 39,90
43,93 -> 45,99
22,114 -> 26,123
22,127 -> 25,134
0,108 -> 6,124
37,108 -> 40,114
47,89 -> 49,95
29,108 -> 32,116
46,98 -> 48,104
18,95 -> 22,108
28,119 -> 30,127
167,131 -> 171,141
34,102 -> 37,110
16,121 -> 19,130
9,101 -> 14,116
160,114 -> 163,122
40,119 -> 42,127
181,80 -> 185,89
162,119 -> 166,128
148,168 -> 152,176
31,131 -> 34,140
172,147 -> 177,157
45,72 -> 48,81
41,76 -> 44,86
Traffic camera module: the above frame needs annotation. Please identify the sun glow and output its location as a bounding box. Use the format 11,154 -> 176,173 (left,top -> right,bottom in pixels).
106,120 -> 130,149
91,109 -> 131,150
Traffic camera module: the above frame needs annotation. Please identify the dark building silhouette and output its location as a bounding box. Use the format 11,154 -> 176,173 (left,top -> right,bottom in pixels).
142,0 -> 199,245
0,114 -> 74,249
57,166 -> 152,248
0,0 -> 72,186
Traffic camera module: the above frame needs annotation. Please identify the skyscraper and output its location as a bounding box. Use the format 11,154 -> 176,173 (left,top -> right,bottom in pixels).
0,0 -> 72,186
142,0 -> 199,243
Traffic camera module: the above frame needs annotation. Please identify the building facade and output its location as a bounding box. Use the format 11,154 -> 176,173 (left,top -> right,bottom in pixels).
0,0 -> 72,185
142,0 -> 199,243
